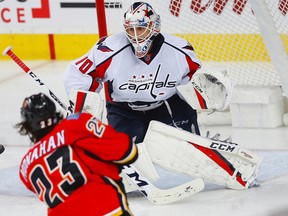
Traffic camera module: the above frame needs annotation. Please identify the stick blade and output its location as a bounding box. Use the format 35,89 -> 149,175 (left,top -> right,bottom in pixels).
2,46 -> 12,56
148,178 -> 205,205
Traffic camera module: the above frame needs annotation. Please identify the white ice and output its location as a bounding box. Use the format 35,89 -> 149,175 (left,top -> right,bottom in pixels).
0,60 -> 288,216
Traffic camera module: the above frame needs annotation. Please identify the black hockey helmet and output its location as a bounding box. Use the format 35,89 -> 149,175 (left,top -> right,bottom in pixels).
21,93 -> 58,132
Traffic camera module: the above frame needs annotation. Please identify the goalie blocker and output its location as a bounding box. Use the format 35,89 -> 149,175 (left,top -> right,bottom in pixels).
143,120 -> 262,190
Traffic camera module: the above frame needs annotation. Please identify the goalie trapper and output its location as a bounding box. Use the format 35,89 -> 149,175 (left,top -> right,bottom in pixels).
177,65 -> 234,111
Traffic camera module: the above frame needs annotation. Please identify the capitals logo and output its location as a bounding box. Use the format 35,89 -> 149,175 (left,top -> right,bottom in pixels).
96,37 -> 113,52
119,64 -> 177,99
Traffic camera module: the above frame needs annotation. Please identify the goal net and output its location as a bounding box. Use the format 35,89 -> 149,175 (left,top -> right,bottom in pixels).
101,0 -> 288,126
103,0 -> 288,87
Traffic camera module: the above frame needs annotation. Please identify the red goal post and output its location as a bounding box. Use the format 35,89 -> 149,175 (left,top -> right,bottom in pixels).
95,0 -> 108,38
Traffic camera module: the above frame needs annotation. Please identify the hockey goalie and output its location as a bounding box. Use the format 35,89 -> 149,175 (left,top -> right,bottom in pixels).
132,66 -> 261,191
67,65 -> 262,202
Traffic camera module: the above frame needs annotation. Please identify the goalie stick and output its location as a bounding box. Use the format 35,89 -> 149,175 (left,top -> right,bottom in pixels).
124,164 -> 204,205
2,46 -> 205,204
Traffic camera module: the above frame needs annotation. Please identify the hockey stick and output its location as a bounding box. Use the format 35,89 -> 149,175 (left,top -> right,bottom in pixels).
2,46 -> 204,204
124,164 -> 204,205
2,46 -> 67,110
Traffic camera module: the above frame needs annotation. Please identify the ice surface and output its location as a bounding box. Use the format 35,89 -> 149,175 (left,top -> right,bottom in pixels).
0,61 -> 288,215
1,147 -> 288,216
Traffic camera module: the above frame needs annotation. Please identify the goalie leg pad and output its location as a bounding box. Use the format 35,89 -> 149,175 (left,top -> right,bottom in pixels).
144,121 -> 262,190
120,172 -> 137,193
133,142 -> 160,182
121,142 -> 160,193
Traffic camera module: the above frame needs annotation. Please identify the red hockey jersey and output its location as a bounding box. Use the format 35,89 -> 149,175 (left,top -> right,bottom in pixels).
19,112 -> 138,216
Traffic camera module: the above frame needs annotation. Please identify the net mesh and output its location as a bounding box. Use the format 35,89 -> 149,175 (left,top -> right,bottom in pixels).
104,0 -> 288,87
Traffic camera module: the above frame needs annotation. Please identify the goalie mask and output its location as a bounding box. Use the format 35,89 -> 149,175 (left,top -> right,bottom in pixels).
20,93 -> 62,142
123,2 -> 161,58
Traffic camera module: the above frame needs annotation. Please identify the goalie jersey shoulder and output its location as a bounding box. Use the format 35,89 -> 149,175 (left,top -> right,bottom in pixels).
162,33 -> 201,67
163,33 -> 195,52
89,32 -> 130,64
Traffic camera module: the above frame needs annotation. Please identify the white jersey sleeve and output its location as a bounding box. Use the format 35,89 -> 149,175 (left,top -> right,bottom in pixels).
62,33 -> 130,97
63,33 -> 202,103
162,33 -> 202,85
62,61 -> 93,96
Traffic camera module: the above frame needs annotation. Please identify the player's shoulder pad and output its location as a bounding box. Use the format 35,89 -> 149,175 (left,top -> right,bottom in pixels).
85,32 -> 130,65
63,112 -> 107,137
67,112 -> 93,120
66,112 -> 82,120
95,32 -> 130,54
65,112 -> 96,128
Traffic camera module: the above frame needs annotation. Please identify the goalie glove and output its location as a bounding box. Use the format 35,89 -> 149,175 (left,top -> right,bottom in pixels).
67,89 -> 105,120
177,66 -> 234,111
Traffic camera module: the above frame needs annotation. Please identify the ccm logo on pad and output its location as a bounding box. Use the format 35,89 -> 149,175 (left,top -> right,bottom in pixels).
210,142 -> 236,152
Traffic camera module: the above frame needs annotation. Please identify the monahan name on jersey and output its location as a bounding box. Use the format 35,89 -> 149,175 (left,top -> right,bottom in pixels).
19,130 -> 65,182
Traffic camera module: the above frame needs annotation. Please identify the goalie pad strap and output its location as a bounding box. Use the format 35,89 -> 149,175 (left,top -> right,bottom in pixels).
121,142 -> 159,193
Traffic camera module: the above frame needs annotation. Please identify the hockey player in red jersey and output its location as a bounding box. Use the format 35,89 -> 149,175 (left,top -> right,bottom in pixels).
16,93 -> 138,216
62,1 -> 261,194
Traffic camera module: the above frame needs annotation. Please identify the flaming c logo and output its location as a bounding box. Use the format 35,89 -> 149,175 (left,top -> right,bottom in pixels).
0,0 -> 51,18
32,0 -> 51,18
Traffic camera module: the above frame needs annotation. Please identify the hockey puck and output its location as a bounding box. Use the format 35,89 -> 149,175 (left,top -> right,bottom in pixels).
0,145 -> 5,154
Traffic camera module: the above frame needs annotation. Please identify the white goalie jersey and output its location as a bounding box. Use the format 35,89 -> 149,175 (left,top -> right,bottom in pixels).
63,32 -> 232,112
63,32 -> 201,104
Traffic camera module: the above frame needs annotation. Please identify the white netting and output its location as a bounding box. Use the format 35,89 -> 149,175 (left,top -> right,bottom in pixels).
104,0 -> 288,87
